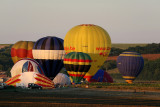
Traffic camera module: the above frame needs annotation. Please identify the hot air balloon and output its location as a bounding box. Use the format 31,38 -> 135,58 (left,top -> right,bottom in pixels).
32,36 -> 65,80
53,73 -> 71,85
117,52 -> 144,83
10,58 -> 45,77
64,52 -> 92,84
89,69 -> 113,83
6,72 -> 54,89
11,41 -> 34,63
64,24 -> 111,81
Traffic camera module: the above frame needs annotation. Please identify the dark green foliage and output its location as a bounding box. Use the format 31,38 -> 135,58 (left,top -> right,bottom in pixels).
109,47 -> 123,56
101,60 -> 117,70
126,43 -> 160,54
110,43 -> 160,56
0,45 -> 13,76
137,59 -> 160,80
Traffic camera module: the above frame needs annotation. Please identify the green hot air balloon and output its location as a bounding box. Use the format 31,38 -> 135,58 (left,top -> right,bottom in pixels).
64,52 -> 92,84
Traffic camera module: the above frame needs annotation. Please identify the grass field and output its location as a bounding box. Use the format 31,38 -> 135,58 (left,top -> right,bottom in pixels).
111,43 -> 147,49
0,87 -> 160,107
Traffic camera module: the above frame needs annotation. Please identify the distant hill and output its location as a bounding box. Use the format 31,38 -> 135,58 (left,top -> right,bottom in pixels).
107,54 -> 160,61
112,43 -> 147,49
0,44 -> 11,49
0,43 -> 148,50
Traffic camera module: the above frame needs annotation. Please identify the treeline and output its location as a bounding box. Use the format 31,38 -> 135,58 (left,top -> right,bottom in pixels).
0,45 -> 13,76
137,59 -> 160,80
110,43 -> 160,56
102,43 -> 160,71
1,43 -> 160,80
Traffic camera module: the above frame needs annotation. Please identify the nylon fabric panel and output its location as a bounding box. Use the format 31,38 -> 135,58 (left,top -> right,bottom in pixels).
33,37 -> 45,49
41,38 -> 48,50
45,37 -> 52,50
56,37 -> 64,50
64,64 -> 91,72
51,60 -> 64,79
32,50 -> 65,60
36,37 -> 47,49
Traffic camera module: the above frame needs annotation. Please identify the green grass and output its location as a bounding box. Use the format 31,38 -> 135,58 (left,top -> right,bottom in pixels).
111,43 -> 147,49
79,82 -> 160,91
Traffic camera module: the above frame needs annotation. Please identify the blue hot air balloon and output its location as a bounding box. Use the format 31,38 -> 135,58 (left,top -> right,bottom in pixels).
32,36 -> 65,80
117,51 -> 144,83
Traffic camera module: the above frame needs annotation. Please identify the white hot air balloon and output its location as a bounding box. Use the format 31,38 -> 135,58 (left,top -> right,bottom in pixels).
10,58 -> 45,77
53,73 -> 71,86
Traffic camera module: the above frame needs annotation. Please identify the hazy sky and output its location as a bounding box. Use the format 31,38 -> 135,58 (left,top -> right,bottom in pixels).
0,0 -> 160,44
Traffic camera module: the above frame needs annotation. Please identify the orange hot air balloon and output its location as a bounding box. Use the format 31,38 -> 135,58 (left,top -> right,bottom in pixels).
11,41 -> 34,63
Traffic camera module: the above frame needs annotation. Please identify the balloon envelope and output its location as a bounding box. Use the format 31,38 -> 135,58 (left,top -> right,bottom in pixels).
32,36 -> 65,80
89,69 -> 113,83
6,72 -> 54,89
64,24 -> 111,81
11,41 -> 34,63
64,52 -> 92,84
117,52 -> 144,83
10,58 -> 45,77
53,73 -> 71,85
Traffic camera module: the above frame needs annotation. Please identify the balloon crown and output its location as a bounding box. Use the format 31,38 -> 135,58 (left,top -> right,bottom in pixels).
79,24 -> 95,26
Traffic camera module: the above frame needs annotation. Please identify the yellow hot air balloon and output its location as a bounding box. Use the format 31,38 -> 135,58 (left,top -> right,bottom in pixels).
64,24 -> 111,81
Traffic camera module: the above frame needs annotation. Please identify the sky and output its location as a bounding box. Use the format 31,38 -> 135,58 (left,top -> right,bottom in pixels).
0,0 -> 160,44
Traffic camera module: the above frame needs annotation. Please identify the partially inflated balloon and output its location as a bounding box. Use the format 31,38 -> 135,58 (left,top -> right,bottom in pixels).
11,41 -> 34,63
6,72 -> 54,89
64,24 -> 111,81
89,69 -> 113,83
64,52 -> 92,84
10,58 -> 45,77
32,36 -> 65,80
53,73 -> 71,85
117,52 -> 144,83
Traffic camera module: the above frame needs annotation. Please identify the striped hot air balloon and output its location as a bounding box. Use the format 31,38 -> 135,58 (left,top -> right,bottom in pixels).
64,52 -> 92,84
117,52 -> 144,84
32,36 -> 65,80
10,58 -> 45,77
5,72 -> 54,89
64,24 -> 111,81
11,41 -> 34,63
